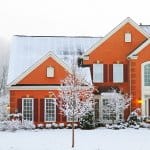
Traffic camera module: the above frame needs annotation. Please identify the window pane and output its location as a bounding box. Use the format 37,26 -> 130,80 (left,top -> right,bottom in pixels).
144,64 -> 150,86
93,64 -> 103,83
113,64 -> 123,83
45,99 -> 56,122
125,32 -> 132,43
22,98 -> 33,121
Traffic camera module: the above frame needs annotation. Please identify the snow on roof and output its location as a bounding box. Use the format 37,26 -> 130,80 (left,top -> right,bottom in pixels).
8,35 -> 101,85
140,25 -> 150,35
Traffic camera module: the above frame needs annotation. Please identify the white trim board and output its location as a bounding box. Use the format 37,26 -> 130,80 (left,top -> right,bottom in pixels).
83,17 -> 149,56
128,38 -> 150,59
9,86 -> 61,90
8,51 -> 72,86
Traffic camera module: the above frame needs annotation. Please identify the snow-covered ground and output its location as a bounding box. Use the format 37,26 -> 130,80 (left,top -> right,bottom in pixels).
0,128 -> 150,150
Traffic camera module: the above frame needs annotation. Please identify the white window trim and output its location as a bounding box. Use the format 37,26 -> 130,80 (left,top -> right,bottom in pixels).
47,66 -> 54,77
141,61 -> 150,116
125,32 -> 131,43
44,98 -> 56,122
22,98 -> 34,122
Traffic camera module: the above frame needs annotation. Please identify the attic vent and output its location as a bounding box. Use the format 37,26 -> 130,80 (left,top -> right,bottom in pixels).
47,67 -> 54,77
125,32 -> 131,43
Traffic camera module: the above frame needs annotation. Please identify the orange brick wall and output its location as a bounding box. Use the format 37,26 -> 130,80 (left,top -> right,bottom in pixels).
18,57 -> 69,84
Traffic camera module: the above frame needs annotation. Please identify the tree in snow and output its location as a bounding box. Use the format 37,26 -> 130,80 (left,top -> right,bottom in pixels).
0,101 -> 9,121
101,90 -> 131,124
0,65 -> 8,96
58,64 -> 94,148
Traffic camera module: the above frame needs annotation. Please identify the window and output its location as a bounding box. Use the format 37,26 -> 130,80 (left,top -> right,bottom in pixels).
93,64 -> 103,83
22,98 -> 33,121
44,98 -> 56,122
113,64 -> 123,83
47,67 -> 54,77
144,64 -> 150,86
125,32 -> 131,43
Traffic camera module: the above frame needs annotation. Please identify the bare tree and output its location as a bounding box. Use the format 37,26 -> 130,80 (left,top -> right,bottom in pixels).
58,64 -> 94,148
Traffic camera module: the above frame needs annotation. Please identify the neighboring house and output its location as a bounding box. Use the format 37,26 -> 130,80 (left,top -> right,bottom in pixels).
7,17 -> 150,125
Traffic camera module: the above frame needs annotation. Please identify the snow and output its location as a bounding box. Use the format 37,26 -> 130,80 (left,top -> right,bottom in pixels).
0,128 -> 150,150
8,36 -> 100,85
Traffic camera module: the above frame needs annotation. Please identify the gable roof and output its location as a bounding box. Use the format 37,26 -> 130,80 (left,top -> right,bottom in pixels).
128,38 -> 150,59
7,36 -> 101,85
84,17 -> 149,56
8,51 -> 73,86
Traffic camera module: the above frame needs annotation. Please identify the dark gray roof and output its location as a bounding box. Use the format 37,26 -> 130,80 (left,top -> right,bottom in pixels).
8,35 -> 101,84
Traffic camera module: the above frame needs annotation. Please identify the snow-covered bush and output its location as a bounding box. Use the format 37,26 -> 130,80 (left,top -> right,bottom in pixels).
37,124 -> 44,129
9,113 -> 22,120
58,123 -> 65,129
140,122 -> 150,128
66,123 -> 78,129
0,102 -> 9,121
22,120 -> 35,130
0,120 -> 35,131
66,123 -> 72,129
127,111 -> 141,126
80,111 -> 95,129
51,123 -> 58,129
45,124 -> 52,129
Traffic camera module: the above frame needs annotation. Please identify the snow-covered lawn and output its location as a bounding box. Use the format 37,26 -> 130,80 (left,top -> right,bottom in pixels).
0,128 -> 150,150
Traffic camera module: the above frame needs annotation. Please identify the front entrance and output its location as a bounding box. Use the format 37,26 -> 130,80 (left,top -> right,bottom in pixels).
94,92 -> 124,124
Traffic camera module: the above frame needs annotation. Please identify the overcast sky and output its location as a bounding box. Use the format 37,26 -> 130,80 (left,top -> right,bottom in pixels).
0,0 -> 150,38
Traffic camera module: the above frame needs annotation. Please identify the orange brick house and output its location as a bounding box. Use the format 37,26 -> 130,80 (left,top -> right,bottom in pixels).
7,17 -> 150,125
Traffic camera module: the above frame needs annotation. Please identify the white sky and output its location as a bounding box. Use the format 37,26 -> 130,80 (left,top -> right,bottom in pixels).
0,0 -> 150,38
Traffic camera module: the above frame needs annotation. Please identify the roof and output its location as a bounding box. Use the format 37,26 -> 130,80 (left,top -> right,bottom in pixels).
140,25 -> 150,35
8,35 -> 101,85
8,51 -> 73,86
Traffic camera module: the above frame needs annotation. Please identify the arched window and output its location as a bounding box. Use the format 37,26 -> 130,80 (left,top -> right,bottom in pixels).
144,64 -> 150,86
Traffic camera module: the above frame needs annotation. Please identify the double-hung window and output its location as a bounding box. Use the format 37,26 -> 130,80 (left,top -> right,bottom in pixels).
22,98 -> 34,121
113,64 -> 123,83
93,64 -> 104,83
44,98 -> 56,122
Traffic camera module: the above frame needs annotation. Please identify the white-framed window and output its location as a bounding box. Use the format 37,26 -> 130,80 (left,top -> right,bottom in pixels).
22,98 -> 34,121
44,98 -> 56,122
144,64 -> 150,86
125,32 -> 131,43
93,64 -> 104,83
47,67 -> 54,77
113,64 -> 123,83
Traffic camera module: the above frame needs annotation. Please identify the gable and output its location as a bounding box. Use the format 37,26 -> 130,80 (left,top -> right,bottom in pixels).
18,57 -> 69,85
135,42 -> 150,61
9,52 -> 71,86
83,18 -> 148,64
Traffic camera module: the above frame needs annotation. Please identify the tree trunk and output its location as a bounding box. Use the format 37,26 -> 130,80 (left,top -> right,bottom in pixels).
72,121 -> 75,148
72,113 -> 75,148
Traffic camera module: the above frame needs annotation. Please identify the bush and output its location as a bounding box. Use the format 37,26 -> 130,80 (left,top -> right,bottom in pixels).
80,111 -> 95,129
127,111 -> 141,126
51,123 -> 58,129
37,124 -> 44,129
58,123 -> 65,129
45,124 -> 52,129
0,120 -> 35,131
